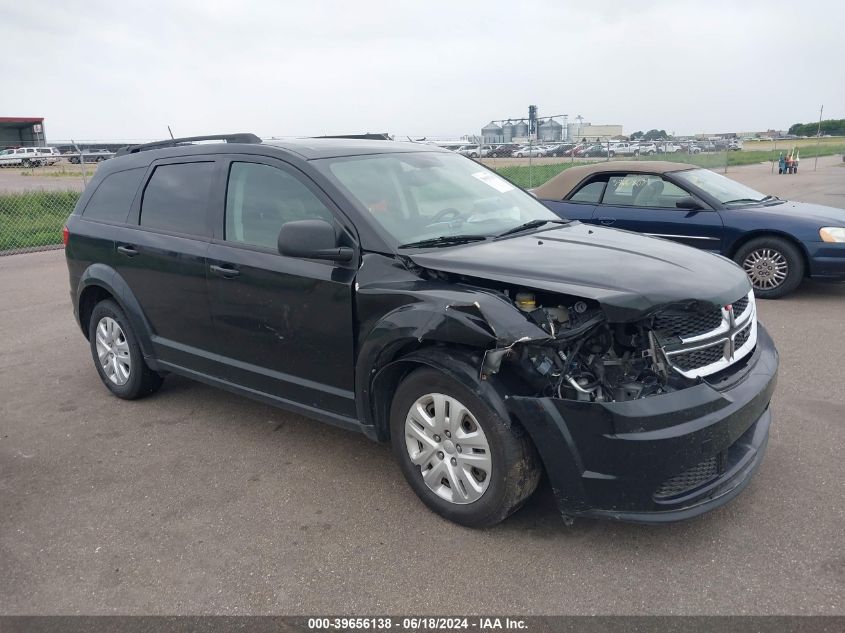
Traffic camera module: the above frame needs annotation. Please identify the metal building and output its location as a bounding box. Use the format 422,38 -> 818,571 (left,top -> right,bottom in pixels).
0,117 -> 47,149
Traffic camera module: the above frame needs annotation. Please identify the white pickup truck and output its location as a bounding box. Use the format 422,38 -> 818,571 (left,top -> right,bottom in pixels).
609,143 -> 638,156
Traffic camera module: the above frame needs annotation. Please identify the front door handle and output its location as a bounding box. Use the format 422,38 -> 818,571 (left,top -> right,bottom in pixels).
597,217 -> 616,226
116,245 -> 138,257
209,264 -> 240,278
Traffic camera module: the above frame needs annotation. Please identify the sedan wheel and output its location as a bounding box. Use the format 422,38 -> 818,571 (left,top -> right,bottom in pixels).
743,248 -> 788,291
404,393 -> 492,504
95,316 -> 131,385
734,236 -> 804,299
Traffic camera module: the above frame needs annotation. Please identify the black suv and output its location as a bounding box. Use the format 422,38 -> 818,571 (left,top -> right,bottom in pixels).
64,134 -> 778,527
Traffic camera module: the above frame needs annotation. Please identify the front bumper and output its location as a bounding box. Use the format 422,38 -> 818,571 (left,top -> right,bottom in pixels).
507,324 -> 778,523
806,241 -> 845,280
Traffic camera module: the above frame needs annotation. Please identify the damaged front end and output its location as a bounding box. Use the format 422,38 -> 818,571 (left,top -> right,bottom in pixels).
454,281 -> 776,522
357,253 -> 777,522
482,286 -> 758,406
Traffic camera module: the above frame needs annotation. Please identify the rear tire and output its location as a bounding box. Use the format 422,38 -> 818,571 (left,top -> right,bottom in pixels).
733,236 -> 804,299
390,367 -> 541,527
88,300 -> 164,399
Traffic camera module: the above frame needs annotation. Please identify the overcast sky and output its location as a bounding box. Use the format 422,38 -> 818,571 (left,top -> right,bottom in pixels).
1,0 -> 842,141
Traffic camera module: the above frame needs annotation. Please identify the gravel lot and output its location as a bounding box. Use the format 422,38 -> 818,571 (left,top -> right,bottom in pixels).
1,161 -> 844,616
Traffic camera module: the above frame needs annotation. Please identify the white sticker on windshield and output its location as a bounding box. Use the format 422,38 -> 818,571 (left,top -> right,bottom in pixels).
472,171 -> 515,193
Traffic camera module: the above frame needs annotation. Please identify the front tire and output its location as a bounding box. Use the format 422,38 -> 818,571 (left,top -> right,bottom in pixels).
734,236 -> 804,298
88,300 -> 163,399
390,367 -> 541,527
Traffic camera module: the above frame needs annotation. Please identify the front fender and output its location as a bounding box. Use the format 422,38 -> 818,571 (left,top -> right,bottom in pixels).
352,253 -> 551,436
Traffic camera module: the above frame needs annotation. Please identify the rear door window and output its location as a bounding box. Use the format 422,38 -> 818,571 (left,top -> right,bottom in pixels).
82,168 -> 145,223
140,162 -> 215,237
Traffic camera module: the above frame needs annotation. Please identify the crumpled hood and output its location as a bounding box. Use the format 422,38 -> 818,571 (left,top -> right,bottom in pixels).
409,223 -> 751,321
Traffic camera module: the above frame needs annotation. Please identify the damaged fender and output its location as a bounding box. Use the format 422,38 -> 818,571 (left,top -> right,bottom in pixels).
353,253 -> 551,436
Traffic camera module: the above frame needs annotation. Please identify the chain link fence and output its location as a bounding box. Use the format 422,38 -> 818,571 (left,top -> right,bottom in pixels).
0,158 -> 91,256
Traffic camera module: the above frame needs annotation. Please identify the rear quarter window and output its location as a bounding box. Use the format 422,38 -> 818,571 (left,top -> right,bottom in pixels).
82,167 -> 145,223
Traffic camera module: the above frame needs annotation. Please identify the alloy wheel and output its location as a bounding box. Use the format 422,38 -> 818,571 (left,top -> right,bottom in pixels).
743,248 -> 788,290
404,393 -> 492,504
95,316 -> 131,385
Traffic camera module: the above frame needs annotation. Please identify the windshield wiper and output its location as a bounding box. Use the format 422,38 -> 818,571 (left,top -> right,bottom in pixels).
398,235 -> 489,249
723,198 -> 766,205
495,219 -> 569,238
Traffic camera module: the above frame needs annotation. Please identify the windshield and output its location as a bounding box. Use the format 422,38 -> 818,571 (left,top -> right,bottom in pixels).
674,168 -> 768,204
317,152 -> 559,246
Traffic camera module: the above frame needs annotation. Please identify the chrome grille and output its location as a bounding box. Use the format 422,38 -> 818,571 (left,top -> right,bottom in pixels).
671,342 -> 726,371
658,290 -> 757,379
654,455 -> 721,499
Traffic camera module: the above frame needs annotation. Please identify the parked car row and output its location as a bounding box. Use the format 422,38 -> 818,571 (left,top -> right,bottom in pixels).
447,138 -> 744,161
0,147 -> 115,167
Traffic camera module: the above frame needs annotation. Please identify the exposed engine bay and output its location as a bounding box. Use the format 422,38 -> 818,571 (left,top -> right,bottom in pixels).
478,287 -> 754,404
492,289 -> 676,402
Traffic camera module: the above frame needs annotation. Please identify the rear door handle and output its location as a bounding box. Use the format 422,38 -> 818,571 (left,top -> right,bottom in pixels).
597,217 -> 616,226
116,245 -> 138,257
209,264 -> 240,278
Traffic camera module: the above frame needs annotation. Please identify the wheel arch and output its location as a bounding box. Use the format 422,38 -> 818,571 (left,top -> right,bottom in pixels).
354,295 -> 549,441
369,345 -> 518,443
726,230 -> 812,278
76,264 -> 158,365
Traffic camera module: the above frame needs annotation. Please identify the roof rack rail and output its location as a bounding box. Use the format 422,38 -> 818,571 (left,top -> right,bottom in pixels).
313,133 -> 391,141
116,133 -> 262,156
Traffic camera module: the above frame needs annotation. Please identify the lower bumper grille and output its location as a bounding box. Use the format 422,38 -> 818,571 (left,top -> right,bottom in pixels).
654,455 -> 722,500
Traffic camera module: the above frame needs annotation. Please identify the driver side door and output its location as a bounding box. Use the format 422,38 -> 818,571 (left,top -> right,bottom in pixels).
205,157 -> 358,418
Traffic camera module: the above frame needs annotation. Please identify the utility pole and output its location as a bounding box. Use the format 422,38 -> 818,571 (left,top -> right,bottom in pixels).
814,105 -> 823,171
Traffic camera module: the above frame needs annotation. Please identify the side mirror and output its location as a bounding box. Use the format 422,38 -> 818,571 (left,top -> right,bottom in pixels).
278,219 -> 354,262
676,196 -> 705,210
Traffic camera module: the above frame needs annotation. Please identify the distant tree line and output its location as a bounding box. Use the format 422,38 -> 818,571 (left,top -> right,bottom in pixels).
629,129 -> 669,141
787,119 -> 845,137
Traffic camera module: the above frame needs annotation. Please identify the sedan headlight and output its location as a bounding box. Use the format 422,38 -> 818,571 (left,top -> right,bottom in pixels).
820,227 -> 845,243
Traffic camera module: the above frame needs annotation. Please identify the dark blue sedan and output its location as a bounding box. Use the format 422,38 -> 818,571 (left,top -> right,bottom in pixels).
534,161 -> 845,298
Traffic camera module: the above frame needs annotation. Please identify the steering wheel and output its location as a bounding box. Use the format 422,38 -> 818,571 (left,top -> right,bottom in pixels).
428,208 -> 462,224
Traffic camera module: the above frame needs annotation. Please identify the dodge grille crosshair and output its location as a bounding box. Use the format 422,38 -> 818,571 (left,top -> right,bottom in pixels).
655,290 -> 757,378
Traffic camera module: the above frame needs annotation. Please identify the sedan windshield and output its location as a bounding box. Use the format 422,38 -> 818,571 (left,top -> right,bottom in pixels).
674,168 -> 769,205
317,152 -> 560,246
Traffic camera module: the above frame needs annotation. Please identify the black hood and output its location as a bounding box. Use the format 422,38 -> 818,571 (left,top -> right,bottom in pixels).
408,224 -> 751,321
